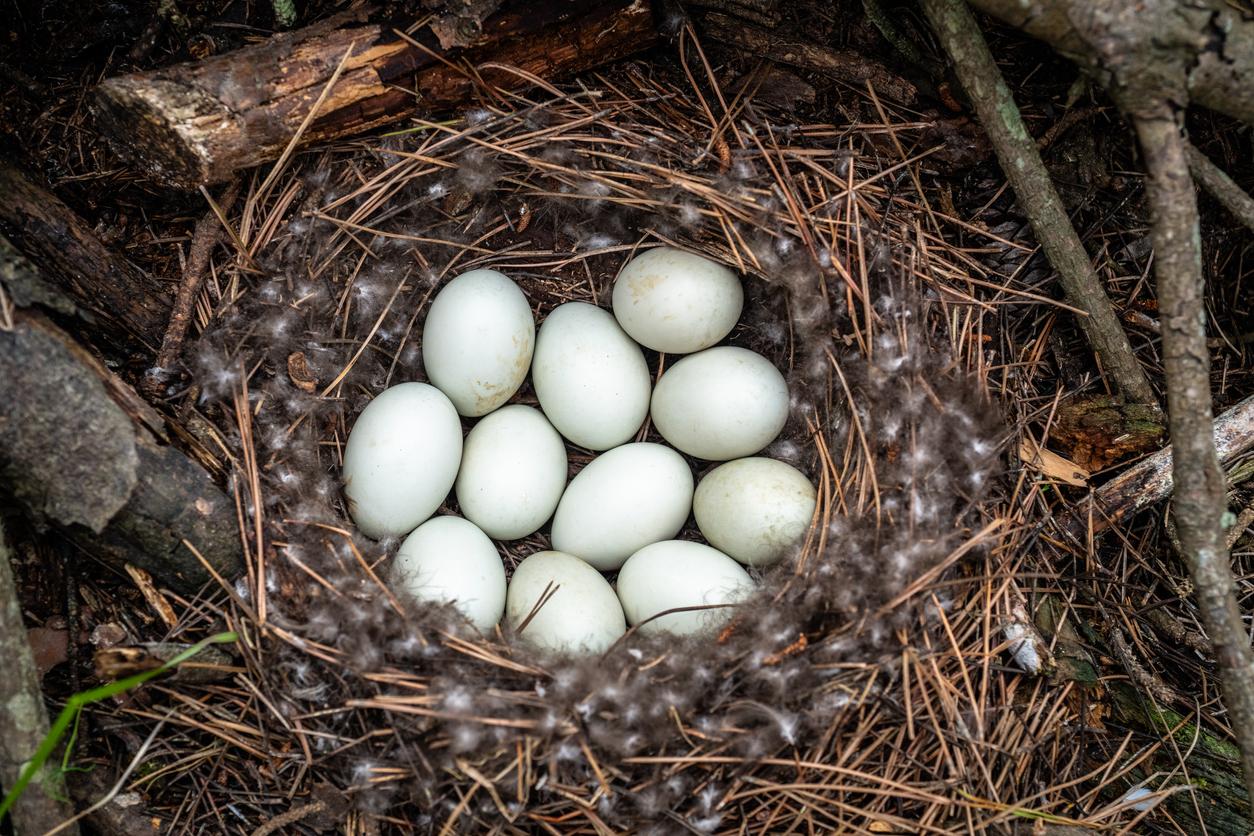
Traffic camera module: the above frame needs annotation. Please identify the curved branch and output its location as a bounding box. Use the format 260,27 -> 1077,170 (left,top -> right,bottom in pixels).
1135,106 -> 1254,811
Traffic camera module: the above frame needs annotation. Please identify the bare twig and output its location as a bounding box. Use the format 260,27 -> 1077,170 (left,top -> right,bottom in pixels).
146,180 -> 241,394
1186,143 -> 1254,236
919,0 -> 1159,410
249,800 -> 327,836
1134,105 -> 1254,810
0,520 -> 78,835
1230,506 -> 1254,550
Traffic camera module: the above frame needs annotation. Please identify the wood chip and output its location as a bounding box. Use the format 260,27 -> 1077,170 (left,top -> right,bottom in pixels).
1018,437 -> 1089,487
125,563 -> 178,628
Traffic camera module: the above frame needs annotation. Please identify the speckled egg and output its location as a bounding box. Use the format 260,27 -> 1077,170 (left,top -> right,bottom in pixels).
694,457 -> 816,566
616,540 -> 756,636
422,268 -> 534,417
650,346 -> 789,461
611,247 -> 743,353
342,383 -> 463,539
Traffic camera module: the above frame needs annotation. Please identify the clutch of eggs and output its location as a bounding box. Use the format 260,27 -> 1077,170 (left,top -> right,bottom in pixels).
340,246 -> 819,652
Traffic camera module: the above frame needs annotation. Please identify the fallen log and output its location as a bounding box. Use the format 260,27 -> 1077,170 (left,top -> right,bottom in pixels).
1058,394 -> 1254,542
0,240 -> 242,592
91,0 -> 656,189
0,163 -> 171,349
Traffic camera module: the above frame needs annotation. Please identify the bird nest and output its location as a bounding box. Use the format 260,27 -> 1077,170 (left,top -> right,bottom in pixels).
120,57 -> 1129,833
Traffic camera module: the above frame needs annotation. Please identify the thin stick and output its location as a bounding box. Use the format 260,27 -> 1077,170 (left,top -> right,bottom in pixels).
1186,142 -> 1254,235
919,0 -> 1158,410
147,180 -> 242,389
1135,106 -> 1254,811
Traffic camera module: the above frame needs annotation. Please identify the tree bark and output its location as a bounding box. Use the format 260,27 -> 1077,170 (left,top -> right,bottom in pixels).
0,520 -> 79,836
965,0 -> 1254,127
919,0 -> 1158,409
0,243 -> 242,592
91,0 -> 657,189
0,164 -> 171,349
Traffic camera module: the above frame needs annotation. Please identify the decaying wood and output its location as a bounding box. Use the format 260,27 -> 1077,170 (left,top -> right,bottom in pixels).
1059,394 -> 1254,542
0,520 -> 79,836
701,13 -> 917,104
0,245 -> 241,592
0,164 -> 171,348
92,0 -> 656,189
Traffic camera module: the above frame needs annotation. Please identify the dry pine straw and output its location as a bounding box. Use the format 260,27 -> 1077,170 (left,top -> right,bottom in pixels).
98,50 -> 1189,834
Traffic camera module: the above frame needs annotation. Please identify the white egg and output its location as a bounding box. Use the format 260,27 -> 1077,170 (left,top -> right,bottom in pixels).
650,346 -> 789,461
422,268 -> 534,417
616,540 -> 756,636
531,302 -> 651,450
611,247 -> 743,353
550,443 -> 693,570
505,550 -> 626,654
455,405 -> 568,540
694,457 -> 817,567
343,383 -> 462,539
390,516 -> 505,631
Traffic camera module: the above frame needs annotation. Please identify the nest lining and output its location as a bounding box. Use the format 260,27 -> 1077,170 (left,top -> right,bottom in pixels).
135,58 -> 1080,832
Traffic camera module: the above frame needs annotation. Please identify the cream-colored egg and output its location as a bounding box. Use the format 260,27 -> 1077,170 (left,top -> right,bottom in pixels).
422,269 -> 534,417
650,346 -> 789,461
343,383 -> 462,539
616,540 -> 756,636
550,443 -> 693,570
531,302 -> 650,450
505,550 -> 626,654
455,405 -> 568,540
611,247 -> 743,353
390,516 -> 505,631
694,457 -> 816,567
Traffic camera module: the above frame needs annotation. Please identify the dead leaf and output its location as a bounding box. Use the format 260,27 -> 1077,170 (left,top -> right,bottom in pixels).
1019,437 -> 1089,486
287,351 -> 317,393
95,642 -> 235,684
90,621 -> 128,648
27,626 -> 69,675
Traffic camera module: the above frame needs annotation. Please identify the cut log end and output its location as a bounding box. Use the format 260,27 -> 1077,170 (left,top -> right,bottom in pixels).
90,0 -> 657,189
92,77 -> 226,189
